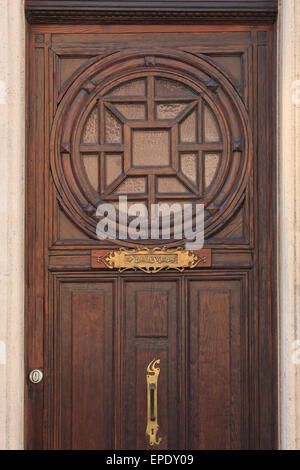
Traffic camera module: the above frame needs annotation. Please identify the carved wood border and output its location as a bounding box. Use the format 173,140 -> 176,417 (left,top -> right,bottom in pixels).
25,1 -> 278,25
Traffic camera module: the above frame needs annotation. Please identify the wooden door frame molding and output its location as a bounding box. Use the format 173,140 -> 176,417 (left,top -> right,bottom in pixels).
25,1 -> 278,24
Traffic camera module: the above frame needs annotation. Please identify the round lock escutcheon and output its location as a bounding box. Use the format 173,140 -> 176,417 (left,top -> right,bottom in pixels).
29,369 -> 43,384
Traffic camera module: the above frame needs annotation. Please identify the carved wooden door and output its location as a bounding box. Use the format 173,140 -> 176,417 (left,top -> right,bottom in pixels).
26,24 -> 277,450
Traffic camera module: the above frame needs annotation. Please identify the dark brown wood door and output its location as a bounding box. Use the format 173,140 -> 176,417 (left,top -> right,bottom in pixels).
26,24 -> 277,450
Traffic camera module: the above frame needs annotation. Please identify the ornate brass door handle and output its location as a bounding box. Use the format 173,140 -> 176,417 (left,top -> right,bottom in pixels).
146,359 -> 162,446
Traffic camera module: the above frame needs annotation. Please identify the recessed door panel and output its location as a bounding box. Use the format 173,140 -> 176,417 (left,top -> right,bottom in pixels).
53,280 -> 114,450
188,279 -> 246,450
124,280 -> 180,450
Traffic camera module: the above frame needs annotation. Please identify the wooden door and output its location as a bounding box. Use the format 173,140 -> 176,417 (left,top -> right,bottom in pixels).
26,24 -> 277,450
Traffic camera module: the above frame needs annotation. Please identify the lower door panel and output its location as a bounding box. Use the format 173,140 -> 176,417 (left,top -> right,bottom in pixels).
53,280 -> 115,450
51,274 -> 247,450
188,279 -> 246,450
124,280 -> 180,450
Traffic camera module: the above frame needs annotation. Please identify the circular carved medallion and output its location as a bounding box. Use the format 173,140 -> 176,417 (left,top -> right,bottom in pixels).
50,50 -> 252,243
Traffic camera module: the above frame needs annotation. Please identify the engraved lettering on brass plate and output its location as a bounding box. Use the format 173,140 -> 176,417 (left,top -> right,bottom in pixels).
92,247 -> 211,273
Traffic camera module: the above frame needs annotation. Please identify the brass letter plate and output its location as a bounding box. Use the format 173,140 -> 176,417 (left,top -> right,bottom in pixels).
91,247 -> 211,273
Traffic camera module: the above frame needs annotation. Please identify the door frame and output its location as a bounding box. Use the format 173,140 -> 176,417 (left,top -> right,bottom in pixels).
24,0 -> 278,450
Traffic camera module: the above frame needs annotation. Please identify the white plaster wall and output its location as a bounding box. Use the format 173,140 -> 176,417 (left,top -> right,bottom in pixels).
278,0 -> 300,450
0,0 -> 25,450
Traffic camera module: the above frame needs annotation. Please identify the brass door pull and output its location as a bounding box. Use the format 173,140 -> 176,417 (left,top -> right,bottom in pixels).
146,359 -> 162,446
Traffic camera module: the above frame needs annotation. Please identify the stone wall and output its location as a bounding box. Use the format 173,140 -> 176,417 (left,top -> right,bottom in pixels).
0,0 -> 25,450
278,0 -> 300,450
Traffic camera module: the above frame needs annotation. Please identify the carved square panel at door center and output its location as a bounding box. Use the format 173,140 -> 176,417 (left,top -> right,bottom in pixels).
132,129 -> 170,167
136,290 -> 168,337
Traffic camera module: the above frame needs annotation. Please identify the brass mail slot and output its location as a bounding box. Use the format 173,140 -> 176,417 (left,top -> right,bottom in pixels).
91,247 -> 212,273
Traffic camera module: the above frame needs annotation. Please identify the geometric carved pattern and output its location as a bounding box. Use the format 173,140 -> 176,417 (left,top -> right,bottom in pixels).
50,50 -> 251,241
80,76 -> 223,210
